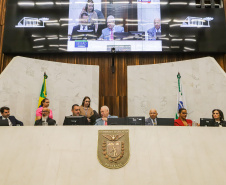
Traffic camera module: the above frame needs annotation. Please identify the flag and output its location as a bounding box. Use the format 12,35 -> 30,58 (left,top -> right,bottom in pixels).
37,72 -> 48,108
175,72 -> 187,119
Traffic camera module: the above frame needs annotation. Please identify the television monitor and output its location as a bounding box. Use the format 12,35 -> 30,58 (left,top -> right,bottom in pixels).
2,0 -> 226,53
0,119 -> 9,126
200,118 -> 212,126
63,116 -> 88,125
108,118 -> 127,125
126,117 -> 145,125
157,118 -> 174,126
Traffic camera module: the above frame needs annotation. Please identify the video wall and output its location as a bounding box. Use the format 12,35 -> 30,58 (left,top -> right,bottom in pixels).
2,0 -> 226,53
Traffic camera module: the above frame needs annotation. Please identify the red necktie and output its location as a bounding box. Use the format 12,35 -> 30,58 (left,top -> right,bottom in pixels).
104,121 -> 107,126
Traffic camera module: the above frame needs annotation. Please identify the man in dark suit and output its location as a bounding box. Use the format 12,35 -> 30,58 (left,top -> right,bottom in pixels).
0,106 -> 23,126
147,18 -> 161,40
35,108 -> 56,126
145,109 -> 158,126
63,104 -> 89,125
71,12 -> 95,40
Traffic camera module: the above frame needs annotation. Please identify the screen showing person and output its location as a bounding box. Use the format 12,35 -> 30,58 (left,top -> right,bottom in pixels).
67,0 -> 162,51
147,18 -> 161,40
79,0 -> 98,33
99,15 -> 124,41
71,12 -> 96,40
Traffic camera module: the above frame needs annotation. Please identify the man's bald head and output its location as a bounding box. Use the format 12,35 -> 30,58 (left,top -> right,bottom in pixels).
149,109 -> 158,119
42,108 -> 50,117
154,18 -> 161,30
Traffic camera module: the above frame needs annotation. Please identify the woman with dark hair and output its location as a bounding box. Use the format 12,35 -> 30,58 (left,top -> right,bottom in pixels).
79,0 -> 98,32
80,96 -> 94,119
36,98 -> 53,120
208,109 -> 226,127
174,108 -> 192,126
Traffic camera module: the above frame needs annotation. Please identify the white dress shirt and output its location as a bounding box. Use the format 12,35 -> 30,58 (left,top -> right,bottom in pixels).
80,25 -> 88,30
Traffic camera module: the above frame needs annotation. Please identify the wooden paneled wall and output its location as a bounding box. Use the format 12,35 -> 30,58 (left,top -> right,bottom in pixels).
0,0 -> 226,117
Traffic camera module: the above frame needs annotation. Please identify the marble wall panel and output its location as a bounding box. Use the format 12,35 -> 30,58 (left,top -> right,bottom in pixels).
128,57 -> 226,122
0,56 -> 99,125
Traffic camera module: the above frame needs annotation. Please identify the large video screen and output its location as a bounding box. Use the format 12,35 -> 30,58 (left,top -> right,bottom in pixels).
3,0 -> 226,53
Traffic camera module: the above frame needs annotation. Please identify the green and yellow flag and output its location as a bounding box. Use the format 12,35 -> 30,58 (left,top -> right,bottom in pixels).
37,73 -> 48,108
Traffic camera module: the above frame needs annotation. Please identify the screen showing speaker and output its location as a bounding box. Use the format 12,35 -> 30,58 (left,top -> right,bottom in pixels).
3,0 -> 226,53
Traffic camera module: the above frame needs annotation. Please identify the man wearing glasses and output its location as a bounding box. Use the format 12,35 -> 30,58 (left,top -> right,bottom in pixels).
35,108 -> 56,126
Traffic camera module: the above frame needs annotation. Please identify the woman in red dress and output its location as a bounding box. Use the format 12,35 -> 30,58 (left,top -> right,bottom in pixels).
174,108 -> 192,126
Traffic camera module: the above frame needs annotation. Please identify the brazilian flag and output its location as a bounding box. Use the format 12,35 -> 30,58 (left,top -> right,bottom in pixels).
37,73 -> 48,108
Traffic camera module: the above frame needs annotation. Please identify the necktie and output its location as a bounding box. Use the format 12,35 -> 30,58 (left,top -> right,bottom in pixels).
153,119 -> 156,126
110,29 -> 113,40
104,121 -> 107,126
83,26 -> 85,30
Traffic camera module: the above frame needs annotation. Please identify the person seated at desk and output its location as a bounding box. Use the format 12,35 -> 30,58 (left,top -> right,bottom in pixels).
79,0 -> 98,33
99,15 -> 124,41
208,109 -> 226,127
71,104 -> 81,116
63,104 -> 88,125
80,96 -> 94,119
0,106 -> 23,126
35,108 -> 56,126
95,105 -> 118,125
174,108 -> 192,126
147,18 -> 161,40
71,12 -> 95,40
145,109 -> 158,126
36,98 -> 53,120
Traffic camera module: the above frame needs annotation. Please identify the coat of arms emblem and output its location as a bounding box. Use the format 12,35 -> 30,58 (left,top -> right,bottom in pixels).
97,130 -> 130,169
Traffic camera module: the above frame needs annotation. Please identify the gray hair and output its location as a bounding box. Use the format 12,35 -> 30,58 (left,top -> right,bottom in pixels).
107,15 -> 115,23
101,105 -> 109,112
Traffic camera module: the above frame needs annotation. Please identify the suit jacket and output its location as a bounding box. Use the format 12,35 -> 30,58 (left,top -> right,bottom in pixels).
147,27 -> 161,40
174,118 -> 192,126
145,117 -> 158,126
71,24 -> 95,40
99,26 -> 124,40
95,115 -> 118,125
35,117 -> 56,126
0,116 -> 23,126
208,119 -> 226,127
